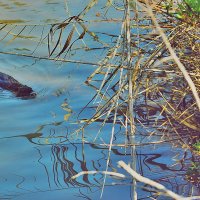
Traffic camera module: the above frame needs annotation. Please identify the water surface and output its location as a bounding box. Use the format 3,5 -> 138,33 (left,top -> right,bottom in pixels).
0,1 -> 199,200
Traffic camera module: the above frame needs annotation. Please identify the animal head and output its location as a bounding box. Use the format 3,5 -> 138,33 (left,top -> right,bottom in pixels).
15,85 -> 36,99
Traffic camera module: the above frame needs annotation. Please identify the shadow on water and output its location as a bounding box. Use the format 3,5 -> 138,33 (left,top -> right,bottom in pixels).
0,119 -> 199,199
0,133 -> 42,144
0,50 -> 199,199
0,81 -> 196,199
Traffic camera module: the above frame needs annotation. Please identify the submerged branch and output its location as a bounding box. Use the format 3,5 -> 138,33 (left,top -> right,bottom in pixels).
118,161 -> 200,200
71,171 -> 126,180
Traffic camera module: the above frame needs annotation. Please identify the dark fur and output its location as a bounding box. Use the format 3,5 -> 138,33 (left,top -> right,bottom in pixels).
0,72 -> 36,99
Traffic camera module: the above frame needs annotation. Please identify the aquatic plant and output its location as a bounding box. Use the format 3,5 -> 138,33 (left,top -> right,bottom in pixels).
184,0 -> 200,13
164,0 -> 200,22
193,141 -> 200,152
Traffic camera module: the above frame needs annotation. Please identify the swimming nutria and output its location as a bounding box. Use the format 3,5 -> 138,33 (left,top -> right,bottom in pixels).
0,72 -> 36,99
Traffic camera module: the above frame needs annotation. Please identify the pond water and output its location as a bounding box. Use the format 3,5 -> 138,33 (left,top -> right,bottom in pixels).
0,1 -> 199,200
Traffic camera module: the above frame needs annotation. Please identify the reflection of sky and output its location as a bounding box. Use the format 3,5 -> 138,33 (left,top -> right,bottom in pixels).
0,0 -> 66,23
0,0 -> 123,23
0,1 -> 198,200
0,0 -> 124,139
0,54 -> 96,137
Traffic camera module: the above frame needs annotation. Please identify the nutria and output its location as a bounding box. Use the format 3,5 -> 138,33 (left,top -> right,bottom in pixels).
0,72 -> 36,99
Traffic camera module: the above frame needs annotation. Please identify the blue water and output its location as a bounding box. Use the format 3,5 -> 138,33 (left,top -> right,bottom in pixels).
0,1 -> 199,200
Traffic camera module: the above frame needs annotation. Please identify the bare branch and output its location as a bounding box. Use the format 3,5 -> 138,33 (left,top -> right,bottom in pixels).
71,170 -> 126,180
118,161 -> 200,200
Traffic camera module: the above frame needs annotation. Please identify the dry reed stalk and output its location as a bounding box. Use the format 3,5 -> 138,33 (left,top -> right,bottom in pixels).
142,0 -> 200,111
100,68 -> 125,198
125,1 -> 137,199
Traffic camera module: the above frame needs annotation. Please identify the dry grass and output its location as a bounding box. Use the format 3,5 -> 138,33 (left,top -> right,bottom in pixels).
0,0 -> 199,199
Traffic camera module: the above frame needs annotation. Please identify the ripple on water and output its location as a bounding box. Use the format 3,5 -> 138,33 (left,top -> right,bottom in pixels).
0,89 -> 16,100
